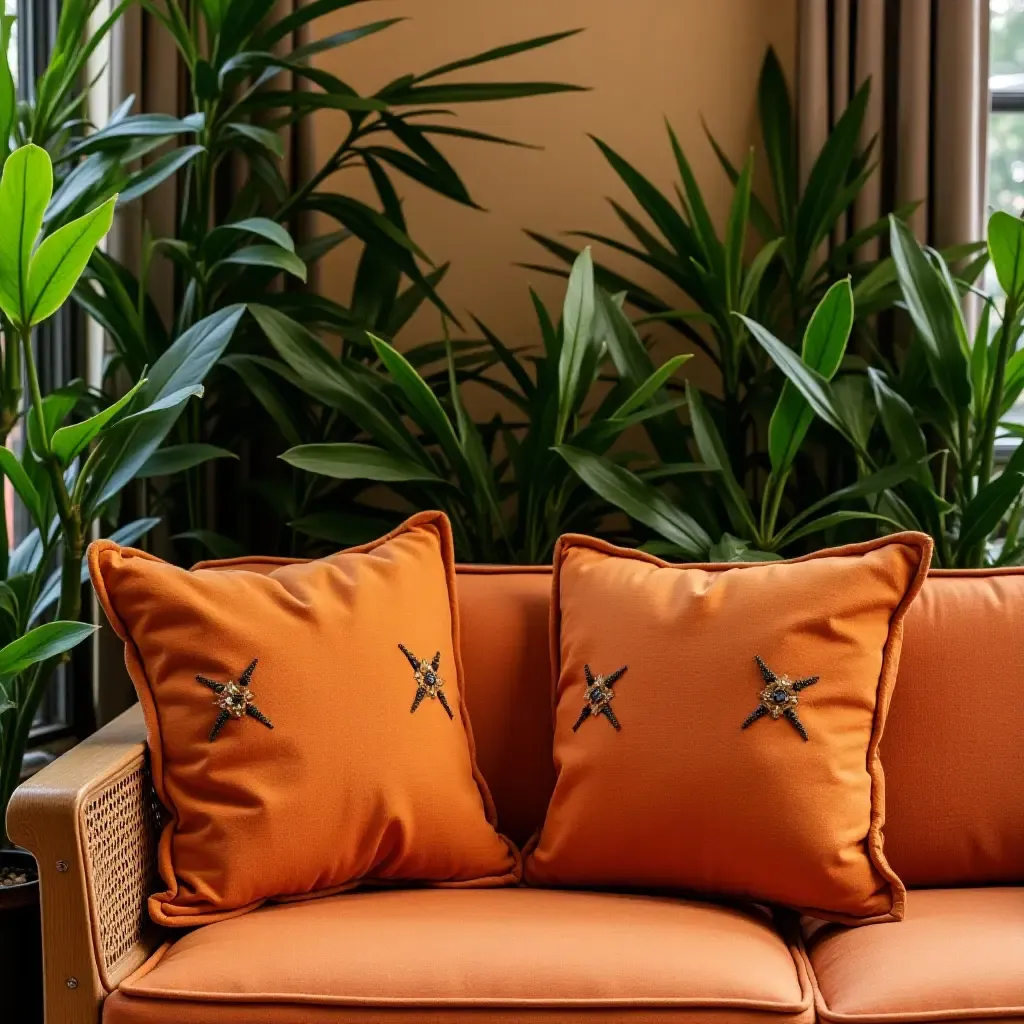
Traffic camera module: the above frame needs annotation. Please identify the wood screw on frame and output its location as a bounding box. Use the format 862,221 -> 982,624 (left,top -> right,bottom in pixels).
66,978 -> 78,989
55,860 -> 68,872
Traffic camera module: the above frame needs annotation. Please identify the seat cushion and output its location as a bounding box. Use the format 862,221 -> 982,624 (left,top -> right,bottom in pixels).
104,889 -> 814,1024
801,888 -> 1024,1021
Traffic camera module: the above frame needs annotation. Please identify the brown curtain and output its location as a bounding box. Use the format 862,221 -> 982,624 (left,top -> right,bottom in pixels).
798,0 -> 990,252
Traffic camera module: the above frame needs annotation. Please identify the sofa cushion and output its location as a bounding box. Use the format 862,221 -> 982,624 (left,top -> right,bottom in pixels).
883,570 -> 1024,887
193,559 -> 557,849
801,887 -> 1024,1021
90,511 -> 518,928
525,532 -> 932,925
104,889 -> 812,1024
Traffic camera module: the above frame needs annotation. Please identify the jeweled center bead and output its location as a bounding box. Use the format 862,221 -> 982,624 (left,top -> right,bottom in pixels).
772,688 -> 788,703
424,671 -> 436,687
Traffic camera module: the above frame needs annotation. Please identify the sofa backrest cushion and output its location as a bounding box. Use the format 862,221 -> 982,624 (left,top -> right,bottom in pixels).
96,512 -> 519,928
881,568 -> 1024,886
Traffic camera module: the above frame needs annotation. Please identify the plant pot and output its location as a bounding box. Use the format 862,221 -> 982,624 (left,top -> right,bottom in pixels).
0,847 -> 43,1024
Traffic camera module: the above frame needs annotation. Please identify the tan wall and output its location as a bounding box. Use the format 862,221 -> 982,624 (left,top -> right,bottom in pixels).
312,0 -> 798,352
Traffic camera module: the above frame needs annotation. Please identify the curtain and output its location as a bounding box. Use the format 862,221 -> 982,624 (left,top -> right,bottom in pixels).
798,0 -> 990,253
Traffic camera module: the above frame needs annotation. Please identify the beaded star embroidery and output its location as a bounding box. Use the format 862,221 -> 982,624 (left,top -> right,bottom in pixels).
399,645 -> 453,719
196,658 -> 274,742
572,663 -> 628,732
741,655 -> 818,741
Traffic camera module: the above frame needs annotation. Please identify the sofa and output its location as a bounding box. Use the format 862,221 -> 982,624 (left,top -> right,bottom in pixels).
7,563 -> 1024,1024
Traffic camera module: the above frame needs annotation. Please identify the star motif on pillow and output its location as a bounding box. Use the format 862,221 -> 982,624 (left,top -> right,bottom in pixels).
196,658 -> 274,741
572,663 -> 628,732
399,644 -> 453,719
741,654 -> 818,741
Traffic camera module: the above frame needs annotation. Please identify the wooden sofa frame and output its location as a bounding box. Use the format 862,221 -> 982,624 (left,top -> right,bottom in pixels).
7,705 -> 164,1024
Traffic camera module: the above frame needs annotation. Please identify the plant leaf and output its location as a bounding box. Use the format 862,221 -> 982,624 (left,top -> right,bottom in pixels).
0,144 -> 53,325
221,244 -> 306,282
958,470 -> 1024,556
281,442 -> 444,483
741,313 -> 857,446
686,383 -> 757,537
557,445 -> 712,558
0,446 -> 44,530
137,443 -> 238,478
50,377 -> 146,466
768,277 -> 853,475
988,210 -> 1024,300
0,620 -> 96,677
555,247 -> 596,443
27,195 -> 116,326
888,216 -> 972,410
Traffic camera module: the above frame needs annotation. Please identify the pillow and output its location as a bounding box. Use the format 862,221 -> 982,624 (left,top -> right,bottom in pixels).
882,568 -> 1024,886
524,532 -> 933,925
89,511 -> 519,927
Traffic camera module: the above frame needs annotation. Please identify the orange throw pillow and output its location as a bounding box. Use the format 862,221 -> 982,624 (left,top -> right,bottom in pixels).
524,532 -> 933,925
89,511 -> 519,927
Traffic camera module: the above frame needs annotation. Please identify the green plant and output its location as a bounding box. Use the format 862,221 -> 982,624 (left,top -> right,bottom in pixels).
529,50 -> 898,497
559,281 -> 921,560
253,249 -> 690,563
79,1 -> 584,556
751,212 -> 1024,568
0,144 -> 218,840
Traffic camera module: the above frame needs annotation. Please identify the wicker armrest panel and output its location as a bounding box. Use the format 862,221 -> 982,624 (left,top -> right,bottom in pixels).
7,704 -> 165,1024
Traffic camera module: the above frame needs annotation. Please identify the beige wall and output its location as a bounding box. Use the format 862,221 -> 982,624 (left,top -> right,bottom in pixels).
312,0 -> 798,351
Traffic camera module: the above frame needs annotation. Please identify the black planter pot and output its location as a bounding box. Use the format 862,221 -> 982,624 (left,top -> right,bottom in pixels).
0,848 -> 43,1024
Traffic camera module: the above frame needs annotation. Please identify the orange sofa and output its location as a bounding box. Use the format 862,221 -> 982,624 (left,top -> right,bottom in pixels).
8,565 -> 1024,1024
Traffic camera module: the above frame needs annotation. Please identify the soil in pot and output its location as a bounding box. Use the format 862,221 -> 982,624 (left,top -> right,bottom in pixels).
0,848 -> 43,1024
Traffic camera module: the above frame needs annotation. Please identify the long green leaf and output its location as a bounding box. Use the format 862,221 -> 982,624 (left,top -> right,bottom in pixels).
612,354 -> 691,419
0,144 -> 53,325
221,244 -> 306,282
686,383 -> 758,537
778,510 -> 906,548
555,247 -> 596,443
757,46 -> 797,234
740,313 -> 856,445
51,376 -> 146,466
414,29 -> 582,82
889,216 -> 972,410
27,196 -> 116,326
0,447 -> 44,530
557,445 -> 712,558
988,210 -> 1024,300
137,444 -> 237,478
724,151 -> 753,310
767,278 -> 853,475
777,458 -> 931,542
368,333 -> 467,477
281,442 -> 444,483
0,621 -> 96,678
957,470 -> 1024,556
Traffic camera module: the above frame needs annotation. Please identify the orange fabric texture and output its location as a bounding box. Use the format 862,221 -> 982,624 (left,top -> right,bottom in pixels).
801,887 -> 1024,1021
89,511 -> 518,927
106,888 -> 813,1023
525,533 -> 933,924
195,553 -> 558,849
883,569 -> 1024,887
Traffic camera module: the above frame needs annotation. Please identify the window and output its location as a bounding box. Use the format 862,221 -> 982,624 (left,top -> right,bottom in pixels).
990,1 -> 1024,215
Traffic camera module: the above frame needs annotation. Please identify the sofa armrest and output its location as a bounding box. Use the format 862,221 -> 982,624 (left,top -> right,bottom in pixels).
6,704 -> 165,1024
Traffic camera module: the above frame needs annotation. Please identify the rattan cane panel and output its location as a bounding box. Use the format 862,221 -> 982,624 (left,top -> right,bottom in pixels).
82,756 -> 163,979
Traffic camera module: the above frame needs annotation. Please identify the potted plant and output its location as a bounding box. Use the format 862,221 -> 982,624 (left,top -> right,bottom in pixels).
0,136 -> 227,1016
